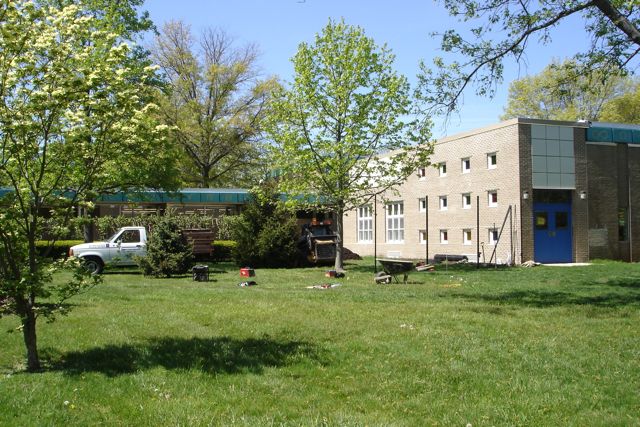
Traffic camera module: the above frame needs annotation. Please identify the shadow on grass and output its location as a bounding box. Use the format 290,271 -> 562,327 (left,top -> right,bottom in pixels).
46,336 -> 322,377
451,287 -> 640,308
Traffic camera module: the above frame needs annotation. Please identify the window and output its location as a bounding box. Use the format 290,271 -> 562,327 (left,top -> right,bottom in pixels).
556,212 -> 569,229
462,193 -> 471,209
439,162 -> 447,177
439,195 -> 448,211
417,167 -> 427,179
440,229 -> 448,244
619,208 -> 628,241
357,205 -> 373,243
488,228 -> 499,245
463,229 -> 472,245
419,230 -> 427,244
488,190 -> 498,207
118,229 -> 141,243
386,202 -> 404,243
419,198 -> 426,212
461,157 -> 471,173
487,152 -> 497,169
535,212 -> 548,230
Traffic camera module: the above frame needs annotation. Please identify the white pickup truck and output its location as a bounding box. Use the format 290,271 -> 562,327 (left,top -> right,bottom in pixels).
69,226 -> 148,274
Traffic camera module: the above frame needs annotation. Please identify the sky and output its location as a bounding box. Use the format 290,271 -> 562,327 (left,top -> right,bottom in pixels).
144,0 -> 590,138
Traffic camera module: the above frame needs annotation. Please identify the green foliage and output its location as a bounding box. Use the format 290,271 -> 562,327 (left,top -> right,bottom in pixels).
0,0 -> 162,371
600,83 -> 640,124
212,240 -> 237,261
35,241 -> 84,259
135,216 -> 194,278
152,22 -> 278,188
266,19 -> 432,269
419,0 -> 640,116
94,212 -> 217,240
217,215 -> 245,241
501,60 -> 636,121
230,192 -> 299,268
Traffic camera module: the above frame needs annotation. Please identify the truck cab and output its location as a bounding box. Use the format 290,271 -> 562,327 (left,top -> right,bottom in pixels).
69,226 -> 148,274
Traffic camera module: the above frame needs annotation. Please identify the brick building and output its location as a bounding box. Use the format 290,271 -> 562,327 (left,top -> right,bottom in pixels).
342,118 -> 640,264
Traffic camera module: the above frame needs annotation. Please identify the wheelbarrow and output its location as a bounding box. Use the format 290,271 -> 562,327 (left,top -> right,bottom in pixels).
375,258 -> 415,284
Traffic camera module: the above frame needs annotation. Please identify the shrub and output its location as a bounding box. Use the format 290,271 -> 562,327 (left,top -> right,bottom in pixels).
135,216 -> 193,277
212,240 -> 237,261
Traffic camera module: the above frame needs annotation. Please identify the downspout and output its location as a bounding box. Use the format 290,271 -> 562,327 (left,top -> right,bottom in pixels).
629,162 -> 633,262
374,194 -> 377,272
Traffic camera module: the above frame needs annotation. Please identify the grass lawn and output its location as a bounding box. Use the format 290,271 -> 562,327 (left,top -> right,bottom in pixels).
1,259 -> 639,426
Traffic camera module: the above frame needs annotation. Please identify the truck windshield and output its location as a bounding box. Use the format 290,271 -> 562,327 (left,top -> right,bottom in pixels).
106,231 -> 121,242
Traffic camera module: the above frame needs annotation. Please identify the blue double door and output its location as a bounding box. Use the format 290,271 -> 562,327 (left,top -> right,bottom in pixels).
533,202 -> 573,263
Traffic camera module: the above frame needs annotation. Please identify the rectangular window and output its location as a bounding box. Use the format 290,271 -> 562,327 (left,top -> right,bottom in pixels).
488,190 -> 498,207
535,212 -> 548,230
463,229 -> 472,245
357,205 -> 373,243
461,157 -> 471,173
488,228 -> 499,245
439,195 -> 448,210
487,152 -> 497,169
556,211 -> 569,229
462,193 -> 471,209
440,229 -> 448,244
619,208 -> 628,241
417,167 -> 427,178
419,229 -> 427,244
439,162 -> 447,177
386,202 -> 404,243
419,198 -> 426,212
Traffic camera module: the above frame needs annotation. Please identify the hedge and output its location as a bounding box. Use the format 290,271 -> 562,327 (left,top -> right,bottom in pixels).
36,240 -> 84,259
212,240 -> 237,261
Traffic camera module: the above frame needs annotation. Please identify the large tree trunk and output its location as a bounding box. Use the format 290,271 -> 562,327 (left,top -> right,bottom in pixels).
334,207 -> 344,271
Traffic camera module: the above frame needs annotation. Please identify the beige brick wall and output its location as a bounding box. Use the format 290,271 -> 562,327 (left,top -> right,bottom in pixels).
344,121 -> 524,263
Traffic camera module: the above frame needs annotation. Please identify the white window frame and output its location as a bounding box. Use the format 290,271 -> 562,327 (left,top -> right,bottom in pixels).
488,228 -> 499,245
440,229 -> 449,244
439,195 -> 448,211
386,202 -> 404,243
357,205 -> 373,243
463,229 -> 473,245
438,162 -> 447,177
419,198 -> 426,212
418,229 -> 427,244
487,152 -> 497,169
488,190 -> 498,207
461,157 -> 471,173
462,193 -> 471,209
417,167 -> 427,179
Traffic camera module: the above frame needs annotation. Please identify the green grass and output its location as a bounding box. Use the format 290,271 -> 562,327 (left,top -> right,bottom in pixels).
1,259 -> 639,426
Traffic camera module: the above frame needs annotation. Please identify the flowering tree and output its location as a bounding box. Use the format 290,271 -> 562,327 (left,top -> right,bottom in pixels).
0,1 -> 174,371
266,20 -> 432,270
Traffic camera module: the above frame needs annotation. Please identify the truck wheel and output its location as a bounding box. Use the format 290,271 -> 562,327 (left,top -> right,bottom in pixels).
82,256 -> 104,275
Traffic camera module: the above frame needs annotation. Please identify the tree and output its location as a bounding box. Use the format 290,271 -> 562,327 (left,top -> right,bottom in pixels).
38,0 -> 181,243
419,0 -> 640,116
152,22 -> 278,188
501,60 -> 636,121
599,83 -> 640,124
266,20 -> 432,270
0,1 -> 172,371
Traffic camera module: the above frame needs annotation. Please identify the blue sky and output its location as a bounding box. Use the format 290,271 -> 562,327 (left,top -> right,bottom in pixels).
144,0 -> 589,138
